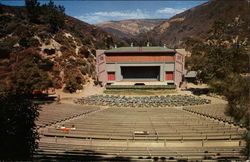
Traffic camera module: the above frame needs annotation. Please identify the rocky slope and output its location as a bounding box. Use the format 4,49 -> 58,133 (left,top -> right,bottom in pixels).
136,0 -> 249,48
0,4 -> 127,92
96,19 -> 166,39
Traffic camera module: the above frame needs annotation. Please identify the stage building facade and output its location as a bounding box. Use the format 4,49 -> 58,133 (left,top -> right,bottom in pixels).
96,46 -> 185,88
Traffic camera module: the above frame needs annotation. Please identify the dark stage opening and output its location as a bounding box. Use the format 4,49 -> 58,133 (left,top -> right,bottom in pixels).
121,66 -> 160,80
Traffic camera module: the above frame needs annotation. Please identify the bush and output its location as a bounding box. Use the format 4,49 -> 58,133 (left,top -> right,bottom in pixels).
0,36 -> 19,48
54,33 -> 75,49
0,47 -> 11,59
38,58 -> 54,71
37,31 -> 52,42
64,75 -> 83,93
52,76 -> 62,89
10,50 -> 52,94
19,37 -> 40,47
64,69 -> 83,93
79,46 -> 90,58
5,22 -> 19,35
94,80 -> 102,86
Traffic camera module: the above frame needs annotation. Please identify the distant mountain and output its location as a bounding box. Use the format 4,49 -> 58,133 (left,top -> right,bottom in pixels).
0,4 -> 127,92
96,19 -> 167,39
136,0 -> 249,48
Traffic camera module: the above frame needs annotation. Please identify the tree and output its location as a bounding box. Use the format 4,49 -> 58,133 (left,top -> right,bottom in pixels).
184,17 -> 249,126
43,0 -> 65,33
0,49 -> 53,160
185,17 -> 249,157
0,93 -> 39,160
25,0 -> 40,23
185,18 -> 248,83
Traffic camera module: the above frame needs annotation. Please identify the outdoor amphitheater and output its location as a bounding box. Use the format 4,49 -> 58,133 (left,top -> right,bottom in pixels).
35,94 -> 247,161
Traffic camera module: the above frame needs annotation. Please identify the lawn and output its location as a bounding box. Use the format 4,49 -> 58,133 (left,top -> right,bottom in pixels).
104,89 -> 176,95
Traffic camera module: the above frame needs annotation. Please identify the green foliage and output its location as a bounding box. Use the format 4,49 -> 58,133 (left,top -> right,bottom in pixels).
105,36 -> 114,49
0,47 -> 11,59
19,37 -> 40,48
213,74 -> 249,127
64,73 -> 83,93
25,0 -> 65,32
54,33 -> 75,49
185,18 -> 249,155
0,36 -> 19,48
42,0 -> 65,33
11,52 -> 52,95
184,17 -> 249,128
38,58 -> 54,71
185,18 -> 248,82
94,79 -> 102,86
25,0 -> 40,23
0,93 -> 39,160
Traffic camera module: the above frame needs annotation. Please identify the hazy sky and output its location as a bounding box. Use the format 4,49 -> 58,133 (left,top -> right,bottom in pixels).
2,1 -> 208,24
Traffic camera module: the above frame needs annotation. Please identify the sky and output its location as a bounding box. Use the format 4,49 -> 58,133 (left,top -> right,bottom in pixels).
1,1 -> 208,24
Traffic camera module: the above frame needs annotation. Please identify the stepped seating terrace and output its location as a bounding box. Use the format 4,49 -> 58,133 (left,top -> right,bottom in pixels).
183,104 -> 235,124
37,102 -> 247,160
36,141 -> 245,160
36,103 -> 100,127
42,107 -> 245,141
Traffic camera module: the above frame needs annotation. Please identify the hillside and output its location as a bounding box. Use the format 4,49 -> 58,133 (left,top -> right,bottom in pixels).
136,0 -> 249,48
96,19 -> 166,39
0,4 -> 127,93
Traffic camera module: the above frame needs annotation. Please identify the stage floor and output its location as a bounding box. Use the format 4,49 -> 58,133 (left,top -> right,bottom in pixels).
111,81 -> 174,86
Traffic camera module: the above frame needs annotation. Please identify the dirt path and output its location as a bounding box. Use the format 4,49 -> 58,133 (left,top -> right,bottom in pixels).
52,82 -> 104,104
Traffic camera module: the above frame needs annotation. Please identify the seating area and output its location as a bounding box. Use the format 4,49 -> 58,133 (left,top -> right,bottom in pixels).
41,107 -> 245,141
183,104 -> 235,124
37,104 -> 246,160
75,95 -> 211,108
35,141 -> 245,161
36,103 -> 100,128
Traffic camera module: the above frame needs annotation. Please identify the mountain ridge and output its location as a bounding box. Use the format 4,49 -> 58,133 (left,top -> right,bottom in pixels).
136,0 -> 249,48
96,19 -> 167,39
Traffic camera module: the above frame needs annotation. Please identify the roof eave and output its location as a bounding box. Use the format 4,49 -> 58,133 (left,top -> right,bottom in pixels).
104,51 -> 176,54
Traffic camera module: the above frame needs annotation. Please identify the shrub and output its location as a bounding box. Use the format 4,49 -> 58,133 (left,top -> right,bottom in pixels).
19,37 -> 40,47
64,75 -> 83,93
0,47 -> 11,59
64,69 -> 83,93
55,33 -> 75,49
79,46 -> 90,58
52,76 -> 62,89
0,36 -> 19,48
5,22 -> 19,35
94,80 -> 102,86
37,31 -> 52,42
38,59 -> 54,71
10,50 -> 52,94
